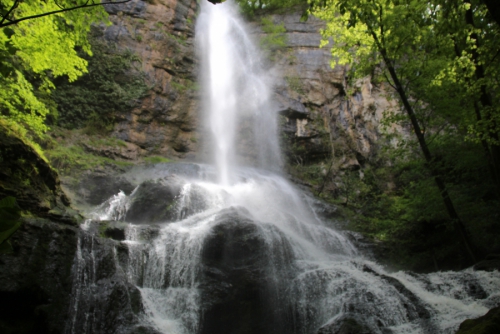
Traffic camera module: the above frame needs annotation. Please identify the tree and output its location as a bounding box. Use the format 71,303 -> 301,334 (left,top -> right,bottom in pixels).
0,0 -> 113,137
311,0 -> 492,262
481,0 -> 500,26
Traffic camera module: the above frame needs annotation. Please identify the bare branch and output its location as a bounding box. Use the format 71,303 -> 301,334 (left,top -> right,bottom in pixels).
0,0 -> 21,26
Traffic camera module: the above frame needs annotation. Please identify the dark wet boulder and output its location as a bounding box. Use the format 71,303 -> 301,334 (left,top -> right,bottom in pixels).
125,176 -> 184,223
102,221 -> 129,241
456,307 -> 500,334
362,265 -> 431,320
473,254 -> 500,272
0,218 -> 78,333
317,316 -> 372,334
0,218 -> 147,334
198,207 -> 295,334
78,173 -> 136,206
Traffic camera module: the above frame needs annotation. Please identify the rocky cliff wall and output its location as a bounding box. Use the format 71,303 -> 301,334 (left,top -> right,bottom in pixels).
99,0 -> 200,159
93,2 -> 407,194
259,11 -> 407,173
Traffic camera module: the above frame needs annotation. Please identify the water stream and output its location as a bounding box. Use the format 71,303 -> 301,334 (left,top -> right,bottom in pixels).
73,1 -> 499,333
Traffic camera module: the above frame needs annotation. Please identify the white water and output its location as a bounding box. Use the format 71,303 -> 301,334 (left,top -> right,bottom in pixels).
197,0 -> 281,185
75,1 -> 500,333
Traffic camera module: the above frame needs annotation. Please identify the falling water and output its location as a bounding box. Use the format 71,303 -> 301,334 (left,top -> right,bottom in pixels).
197,0 -> 281,185
69,1 -> 500,334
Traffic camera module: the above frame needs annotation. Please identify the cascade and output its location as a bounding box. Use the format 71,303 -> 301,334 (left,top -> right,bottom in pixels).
69,1 -> 500,333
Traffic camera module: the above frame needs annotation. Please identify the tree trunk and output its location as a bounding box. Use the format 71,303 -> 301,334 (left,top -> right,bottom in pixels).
368,29 -> 477,264
464,0 -> 500,196
482,0 -> 500,26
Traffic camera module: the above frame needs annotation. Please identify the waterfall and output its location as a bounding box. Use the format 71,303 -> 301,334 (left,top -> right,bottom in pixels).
196,0 -> 281,185
70,1 -> 500,334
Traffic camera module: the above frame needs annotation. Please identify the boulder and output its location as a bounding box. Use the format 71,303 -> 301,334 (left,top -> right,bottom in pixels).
456,307 -> 500,334
125,176 -> 184,223
473,254 -> 500,272
317,316 -> 372,334
198,207 -> 295,334
0,122 -> 78,225
0,219 -> 78,333
77,172 -> 136,206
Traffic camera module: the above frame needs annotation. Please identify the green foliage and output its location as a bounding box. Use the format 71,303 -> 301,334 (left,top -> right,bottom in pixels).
0,0 -> 109,137
46,143 -> 132,174
312,0 -> 500,268
285,75 -> 303,94
52,29 -> 149,130
235,0 -> 307,18
259,16 -> 287,60
0,196 -> 21,253
89,137 -> 128,148
144,156 -> 171,164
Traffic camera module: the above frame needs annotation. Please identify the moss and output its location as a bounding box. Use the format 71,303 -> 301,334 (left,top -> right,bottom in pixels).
285,75 -> 304,94
89,137 -> 128,148
259,16 -> 287,61
98,221 -> 111,238
52,27 -> 149,130
143,156 -> 171,164
46,144 -> 133,175
456,307 -> 500,334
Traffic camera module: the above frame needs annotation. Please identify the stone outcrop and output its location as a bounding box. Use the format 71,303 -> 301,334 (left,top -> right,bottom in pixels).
0,122 -> 80,224
198,207 -> 295,334
93,2 -> 406,174
124,176 -> 184,223
0,219 -> 79,333
456,307 -> 500,334
257,11 -> 408,178
100,0 -> 199,159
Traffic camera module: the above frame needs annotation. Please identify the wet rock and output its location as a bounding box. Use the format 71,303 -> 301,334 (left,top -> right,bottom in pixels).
66,232 -> 146,334
473,254 -> 500,272
82,141 -> 143,161
103,221 -> 129,241
0,219 -> 78,333
77,173 -> 136,206
199,207 -> 295,334
125,176 -> 184,223
362,265 -> 431,320
456,307 -> 500,334
317,316 -> 372,334
0,122 -> 77,225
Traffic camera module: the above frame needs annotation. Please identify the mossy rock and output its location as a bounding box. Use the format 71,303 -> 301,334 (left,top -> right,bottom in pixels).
456,307 -> 500,334
0,121 -> 77,225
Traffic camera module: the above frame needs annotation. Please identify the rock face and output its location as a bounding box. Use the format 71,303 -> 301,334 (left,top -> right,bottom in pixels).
0,218 -> 158,334
99,0 -> 199,159
456,307 -> 500,334
198,207 -> 294,334
92,2 -> 404,174
0,122 -> 80,224
0,219 -> 78,333
125,176 -> 184,223
259,12 -> 406,171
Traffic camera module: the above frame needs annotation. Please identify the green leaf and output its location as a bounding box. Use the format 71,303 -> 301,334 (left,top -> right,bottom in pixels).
0,196 -> 21,244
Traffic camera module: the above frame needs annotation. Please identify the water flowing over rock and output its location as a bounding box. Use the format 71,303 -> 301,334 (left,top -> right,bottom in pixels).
55,2 -> 500,333
1,2 -> 499,334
